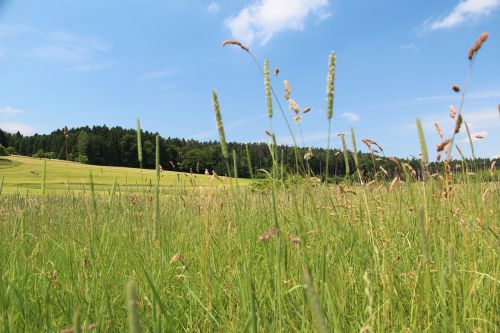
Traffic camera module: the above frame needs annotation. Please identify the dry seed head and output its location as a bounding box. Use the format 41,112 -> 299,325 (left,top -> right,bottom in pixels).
288,98 -> 300,114
303,106 -> 311,114
284,80 -> 291,100
170,254 -> 182,263
467,32 -> 489,60
454,114 -> 463,134
379,166 -> 389,176
452,85 -> 461,93
490,160 -> 496,176
274,68 -> 279,76
389,176 -> 399,191
449,104 -> 456,119
437,139 -> 451,152
326,52 -> 336,120
434,122 -> 443,139
474,133 -> 484,139
265,130 -> 273,137
304,148 -> 313,160
259,228 -> 277,241
293,114 -> 302,123
221,39 -> 250,52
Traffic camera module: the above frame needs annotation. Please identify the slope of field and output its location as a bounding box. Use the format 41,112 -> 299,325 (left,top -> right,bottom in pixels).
0,155 -> 243,193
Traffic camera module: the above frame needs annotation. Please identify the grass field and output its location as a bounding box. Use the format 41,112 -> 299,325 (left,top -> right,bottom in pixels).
0,155 -> 498,332
0,156 -> 246,194
1,31 -> 498,333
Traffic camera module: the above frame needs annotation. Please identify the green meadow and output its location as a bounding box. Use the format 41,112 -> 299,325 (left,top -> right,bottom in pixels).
0,154 -> 499,332
0,155 -> 243,194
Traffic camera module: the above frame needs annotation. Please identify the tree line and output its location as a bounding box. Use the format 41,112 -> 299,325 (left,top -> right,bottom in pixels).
0,125 -> 495,180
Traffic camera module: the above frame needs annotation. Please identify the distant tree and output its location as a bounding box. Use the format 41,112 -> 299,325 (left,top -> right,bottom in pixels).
6,147 -> 16,155
74,154 -> 89,164
0,144 -> 7,156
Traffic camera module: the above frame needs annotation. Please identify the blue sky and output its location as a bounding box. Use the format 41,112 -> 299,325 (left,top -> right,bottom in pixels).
0,0 -> 499,158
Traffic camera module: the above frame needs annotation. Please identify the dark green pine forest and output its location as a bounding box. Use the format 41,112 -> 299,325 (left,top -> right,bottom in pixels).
0,125 -> 494,180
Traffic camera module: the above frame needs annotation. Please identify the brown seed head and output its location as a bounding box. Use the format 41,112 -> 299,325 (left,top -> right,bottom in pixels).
474,133 -> 484,139
490,160 -> 496,176
467,32 -> 489,60
274,68 -> 279,76
303,106 -> 311,114
222,39 -> 250,52
454,114 -> 463,133
452,85 -> 461,93
437,139 -> 451,152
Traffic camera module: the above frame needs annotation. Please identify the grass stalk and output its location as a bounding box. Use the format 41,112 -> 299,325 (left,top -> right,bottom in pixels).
341,134 -> 350,177
154,135 -> 160,241
136,118 -> 143,169
126,280 -> 142,333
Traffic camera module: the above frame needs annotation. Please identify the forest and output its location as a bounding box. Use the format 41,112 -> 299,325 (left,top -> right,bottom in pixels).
0,125 -> 494,180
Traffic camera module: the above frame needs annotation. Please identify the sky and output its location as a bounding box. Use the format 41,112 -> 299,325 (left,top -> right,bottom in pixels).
0,0 -> 499,159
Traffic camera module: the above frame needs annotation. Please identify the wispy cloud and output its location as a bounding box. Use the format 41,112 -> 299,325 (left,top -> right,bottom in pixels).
424,0 -> 500,30
341,112 -> 360,122
0,106 -> 24,115
33,30 -> 111,71
0,122 -> 35,135
207,2 -> 220,14
140,69 -> 177,80
225,0 -> 330,46
278,131 -> 329,146
0,23 -> 112,72
400,43 -> 419,52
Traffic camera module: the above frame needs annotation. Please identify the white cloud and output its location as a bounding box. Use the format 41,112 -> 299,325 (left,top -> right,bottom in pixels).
225,0 -> 329,46
0,106 -> 24,115
140,70 -> 177,80
425,0 -> 500,30
207,2 -> 220,14
0,122 -> 35,135
341,112 -> 360,122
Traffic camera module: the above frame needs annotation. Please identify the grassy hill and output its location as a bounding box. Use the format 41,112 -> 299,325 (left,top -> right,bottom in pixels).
0,155 -> 246,193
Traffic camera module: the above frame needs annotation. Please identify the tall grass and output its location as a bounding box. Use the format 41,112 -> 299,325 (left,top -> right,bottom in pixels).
0,33 -> 497,333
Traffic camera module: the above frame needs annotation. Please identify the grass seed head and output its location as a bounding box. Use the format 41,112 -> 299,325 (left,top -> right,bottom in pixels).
434,122 -> 443,139
326,52 -> 336,120
264,59 -> 273,119
212,90 -> 229,159
437,139 -> 451,152
449,104 -> 456,119
221,39 -> 250,52
452,85 -> 461,93
467,32 -> 489,60
454,114 -> 463,134
284,80 -> 291,100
